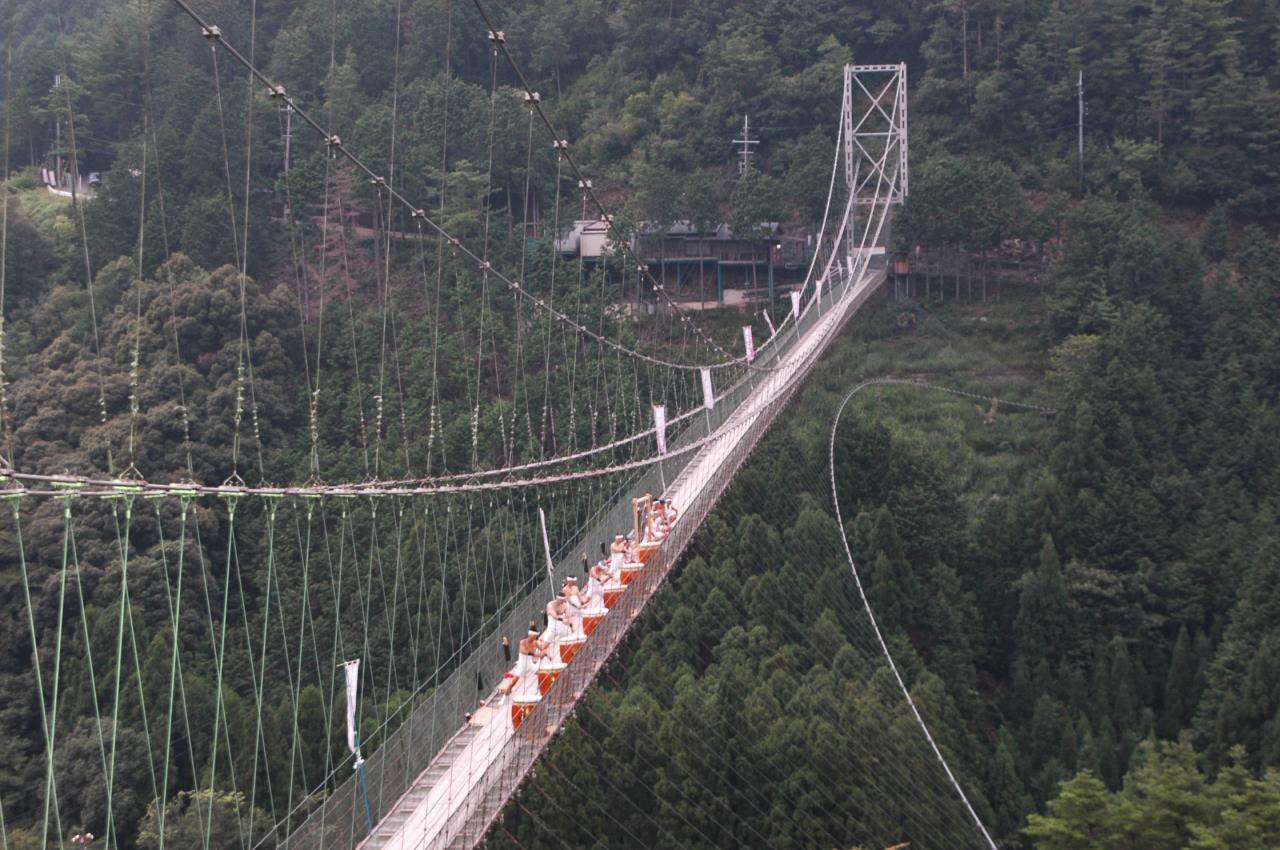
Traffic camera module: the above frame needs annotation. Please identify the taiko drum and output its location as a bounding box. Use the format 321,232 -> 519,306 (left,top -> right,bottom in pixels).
511,695 -> 539,729
582,609 -> 605,636
559,635 -> 585,663
537,661 -> 566,695
603,584 -> 624,609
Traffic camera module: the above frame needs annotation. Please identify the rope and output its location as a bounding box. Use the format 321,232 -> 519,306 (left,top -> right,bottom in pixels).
0,21 -> 13,466
462,0 -> 746,369
164,0 -> 749,373
826,379 -> 1036,850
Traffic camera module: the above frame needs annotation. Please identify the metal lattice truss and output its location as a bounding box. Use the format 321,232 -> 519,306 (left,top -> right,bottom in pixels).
842,63 -> 908,206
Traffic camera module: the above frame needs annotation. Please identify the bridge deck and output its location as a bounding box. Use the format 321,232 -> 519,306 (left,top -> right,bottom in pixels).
353,266 -> 886,850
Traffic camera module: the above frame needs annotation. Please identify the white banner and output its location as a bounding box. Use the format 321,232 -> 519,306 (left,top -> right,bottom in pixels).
343,660 -> 360,758
654,405 -> 668,454
847,255 -> 856,279
762,310 -> 776,339
790,290 -> 801,318
742,326 -> 755,363
700,368 -> 715,410
538,508 -> 555,583
816,274 -> 825,300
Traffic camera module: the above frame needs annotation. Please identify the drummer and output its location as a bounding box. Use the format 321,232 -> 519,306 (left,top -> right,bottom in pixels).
514,626 -> 547,696
562,576 -> 587,636
543,594 -> 573,649
645,505 -> 668,542
609,534 -> 627,577
585,559 -> 610,609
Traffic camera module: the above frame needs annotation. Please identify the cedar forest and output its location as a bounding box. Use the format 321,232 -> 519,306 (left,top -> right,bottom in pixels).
3,0 -> 1280,848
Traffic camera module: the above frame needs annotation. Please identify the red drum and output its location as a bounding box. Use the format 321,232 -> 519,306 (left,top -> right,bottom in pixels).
636,541 -> 660,563
537,661 -> 566,695
582,609 -> 606,636
603,584 -> 624,609
559,635 -> 585,663
511,695 -> 539,729
619,562 -> 642,585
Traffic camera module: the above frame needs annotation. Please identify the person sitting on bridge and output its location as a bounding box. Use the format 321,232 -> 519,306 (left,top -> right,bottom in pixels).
562,576 -> 586,636
658,498 -> 679,525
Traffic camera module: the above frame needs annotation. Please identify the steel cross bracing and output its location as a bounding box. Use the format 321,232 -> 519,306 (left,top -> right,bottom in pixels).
845,63 -> 908,206
279,65 -> 906,850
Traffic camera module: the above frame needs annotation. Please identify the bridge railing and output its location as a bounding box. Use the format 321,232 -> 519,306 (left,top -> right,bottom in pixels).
431,266 -> 888,850
279,258 -> 876,850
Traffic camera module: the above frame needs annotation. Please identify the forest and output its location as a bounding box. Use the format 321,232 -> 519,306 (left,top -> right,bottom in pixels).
3,0 -> 1280,847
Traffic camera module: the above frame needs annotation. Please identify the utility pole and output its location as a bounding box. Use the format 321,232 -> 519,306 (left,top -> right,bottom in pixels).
50,74 -> 61,186
1077,70 -> 1084,194
732,115 -> 758,176
283,103 -> 293,176
282,103 -> 293,219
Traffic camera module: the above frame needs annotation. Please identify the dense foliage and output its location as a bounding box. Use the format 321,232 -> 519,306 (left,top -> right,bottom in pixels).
4,0 -> 1280,847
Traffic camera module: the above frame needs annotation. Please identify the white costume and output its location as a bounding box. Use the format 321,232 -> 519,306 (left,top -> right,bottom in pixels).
585,573 -> 605,609
563,588 -> 585,636
513,648 -> 541,698
542,617 -> 572,649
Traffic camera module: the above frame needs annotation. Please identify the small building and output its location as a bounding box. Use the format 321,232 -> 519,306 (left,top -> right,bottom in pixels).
558,219 -> 813,305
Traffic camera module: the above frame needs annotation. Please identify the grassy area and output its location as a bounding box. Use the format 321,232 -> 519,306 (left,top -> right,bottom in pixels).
4,178 -> 77,243
788,285 -> 1056,511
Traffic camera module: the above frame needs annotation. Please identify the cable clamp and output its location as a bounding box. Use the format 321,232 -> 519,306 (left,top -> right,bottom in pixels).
487,30 -> 506,44
578,179 -> 592,189
410,208 -> 426,220
201,25 -> 222,40
524,91 -> 541,104
369,176 -> 387,189
325,134 -> 342,147
478,260 -> 492,271
448,237 -> 462,248
553,139 -> 569,151
268,84 -> 287,99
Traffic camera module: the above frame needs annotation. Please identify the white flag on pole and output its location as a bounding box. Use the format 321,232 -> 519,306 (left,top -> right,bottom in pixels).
790,290 -> 801,318
343,660 -> 361,759
654,405 -> 668,454
700,368 -> 715,411
742,326 -> 755,363
538,508 -> 555,584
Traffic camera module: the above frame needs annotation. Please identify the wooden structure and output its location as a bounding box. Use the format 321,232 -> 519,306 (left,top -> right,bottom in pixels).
557,220 -> 813,304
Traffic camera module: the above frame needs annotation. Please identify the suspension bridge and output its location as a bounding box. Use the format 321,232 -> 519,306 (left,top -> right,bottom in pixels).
0,0 -> 1013,846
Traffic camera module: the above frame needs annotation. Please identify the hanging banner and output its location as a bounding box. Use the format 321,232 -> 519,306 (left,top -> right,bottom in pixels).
790,290 -> 801,318
654,405 -> 668,454
762,310 -> 776,339
743,326 -> 756,362
816,274 -> 825,301
538,508 -> 555,584
343,659 -> 361,758
700,368 -> 715,410
847,254 -> 857,279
